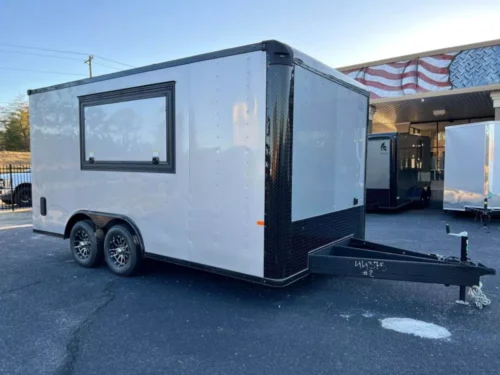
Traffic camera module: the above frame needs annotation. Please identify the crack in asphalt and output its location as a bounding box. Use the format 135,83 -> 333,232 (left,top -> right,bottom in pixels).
0,280 -> 43,296
54,280 -> 117,375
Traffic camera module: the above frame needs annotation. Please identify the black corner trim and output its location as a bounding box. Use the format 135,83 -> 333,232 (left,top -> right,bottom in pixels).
263,59 -> 295,279
145,252 -> 309,287
33,229 -> 64,239
263,40 -> 294,66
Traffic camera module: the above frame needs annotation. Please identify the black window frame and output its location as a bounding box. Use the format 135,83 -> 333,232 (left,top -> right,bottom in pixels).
78,81 -> 175,173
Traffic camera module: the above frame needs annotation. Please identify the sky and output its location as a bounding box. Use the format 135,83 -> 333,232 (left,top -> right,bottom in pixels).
1,0 -> 500,105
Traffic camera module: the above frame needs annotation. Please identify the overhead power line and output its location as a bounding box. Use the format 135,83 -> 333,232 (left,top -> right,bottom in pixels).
0,48 -> 82,61
0,42 -> 135,68
92,55 -> 134,68
0,49 -> 125,72
0,67 -> 86,76
0,43 -> 89,56
93,62 -> 121,70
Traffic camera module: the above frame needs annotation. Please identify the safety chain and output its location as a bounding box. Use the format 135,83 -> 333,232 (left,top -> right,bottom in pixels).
468,282 -> 492,309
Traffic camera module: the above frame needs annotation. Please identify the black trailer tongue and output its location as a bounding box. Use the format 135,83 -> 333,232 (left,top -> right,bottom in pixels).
309,224 -> 496,307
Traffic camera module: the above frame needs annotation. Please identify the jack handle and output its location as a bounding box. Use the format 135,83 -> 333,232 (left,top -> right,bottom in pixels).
446,224 -> 468,238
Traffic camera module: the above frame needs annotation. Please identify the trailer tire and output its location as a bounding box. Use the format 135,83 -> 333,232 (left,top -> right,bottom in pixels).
69,220 -> 104,268
14,184 -> 32,207
103,225 -> 141,277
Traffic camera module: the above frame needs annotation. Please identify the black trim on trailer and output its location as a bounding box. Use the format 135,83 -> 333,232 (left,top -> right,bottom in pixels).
27,42 -> 265,95
145,252 -> 309,287
27,40 -> 297,96
34,223 -> 307,287
289,207 -> 366,276
265,41 -> 294,66
263,51 -> 295,279
33,229 -> 64,238
78,81 -> 176,173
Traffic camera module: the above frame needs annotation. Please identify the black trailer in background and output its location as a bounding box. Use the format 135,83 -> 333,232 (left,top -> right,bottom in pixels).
366,132 -> 431,211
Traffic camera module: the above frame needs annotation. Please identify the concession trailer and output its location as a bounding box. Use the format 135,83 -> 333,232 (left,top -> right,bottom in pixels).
28,40 -> 495,303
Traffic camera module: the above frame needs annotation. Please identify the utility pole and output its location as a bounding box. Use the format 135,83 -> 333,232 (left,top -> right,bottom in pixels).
84,55 -> 93,78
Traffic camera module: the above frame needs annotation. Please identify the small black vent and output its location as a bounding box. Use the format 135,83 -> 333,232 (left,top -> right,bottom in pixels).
40,197 -> 47,216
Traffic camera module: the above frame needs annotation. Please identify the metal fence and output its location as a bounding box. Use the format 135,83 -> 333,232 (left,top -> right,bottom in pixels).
0,165 -> 32,211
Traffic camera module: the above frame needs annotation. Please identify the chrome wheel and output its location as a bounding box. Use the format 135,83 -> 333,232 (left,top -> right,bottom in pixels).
108,235 -> 130,267
74,230 -> 91,260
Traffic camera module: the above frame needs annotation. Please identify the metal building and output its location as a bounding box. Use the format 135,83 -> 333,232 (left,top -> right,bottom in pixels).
339,39 -> 500,206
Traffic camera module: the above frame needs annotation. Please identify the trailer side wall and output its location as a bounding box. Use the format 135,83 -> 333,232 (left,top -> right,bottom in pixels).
30,50 -> 268,277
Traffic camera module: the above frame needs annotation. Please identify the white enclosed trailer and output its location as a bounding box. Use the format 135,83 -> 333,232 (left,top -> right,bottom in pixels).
29,41 -> 494,296
444,121 -> 500,212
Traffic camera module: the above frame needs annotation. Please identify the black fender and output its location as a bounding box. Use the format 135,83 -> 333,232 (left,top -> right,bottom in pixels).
64,210 -> 145,254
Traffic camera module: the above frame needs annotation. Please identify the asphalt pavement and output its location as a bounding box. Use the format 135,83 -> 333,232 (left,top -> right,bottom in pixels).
0,209 -> 499,375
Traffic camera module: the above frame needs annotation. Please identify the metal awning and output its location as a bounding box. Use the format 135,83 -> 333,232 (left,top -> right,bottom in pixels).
372,85 -> 499,131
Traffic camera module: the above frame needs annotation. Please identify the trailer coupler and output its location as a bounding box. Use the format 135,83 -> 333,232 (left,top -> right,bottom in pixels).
309,226 -> 496,307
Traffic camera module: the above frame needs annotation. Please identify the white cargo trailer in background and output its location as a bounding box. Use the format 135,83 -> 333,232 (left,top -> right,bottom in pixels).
444,121 -> 500,212
28,40 -> 494,297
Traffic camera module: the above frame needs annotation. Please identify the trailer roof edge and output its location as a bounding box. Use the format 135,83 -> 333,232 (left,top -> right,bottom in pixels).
28,40 -> 288,96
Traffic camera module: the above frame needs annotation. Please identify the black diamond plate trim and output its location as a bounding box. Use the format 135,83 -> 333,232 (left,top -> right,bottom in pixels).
289,206 -> 366,276
263,58 -> 295,279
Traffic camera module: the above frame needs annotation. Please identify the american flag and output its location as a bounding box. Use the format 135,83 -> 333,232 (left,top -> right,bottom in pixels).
344,52 -> 458,98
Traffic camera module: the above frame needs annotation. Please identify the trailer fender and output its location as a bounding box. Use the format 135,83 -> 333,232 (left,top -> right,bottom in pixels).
64,211 -> 145,254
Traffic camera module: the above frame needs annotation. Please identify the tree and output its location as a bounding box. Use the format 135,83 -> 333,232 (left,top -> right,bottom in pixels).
0,95 -> 30,152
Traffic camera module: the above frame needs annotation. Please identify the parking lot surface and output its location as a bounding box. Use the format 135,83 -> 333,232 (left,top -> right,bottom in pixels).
0,210 -> 499,375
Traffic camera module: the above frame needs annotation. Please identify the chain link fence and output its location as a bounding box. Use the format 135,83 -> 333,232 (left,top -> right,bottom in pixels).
0,165 -> 32,211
